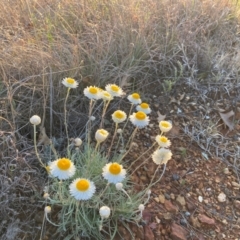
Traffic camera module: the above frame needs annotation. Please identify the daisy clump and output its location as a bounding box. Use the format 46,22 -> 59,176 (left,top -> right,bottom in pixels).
31,81 -> 173,240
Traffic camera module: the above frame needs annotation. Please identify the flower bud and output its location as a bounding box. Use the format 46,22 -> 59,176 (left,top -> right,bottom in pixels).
74,138 -> 82,147
44,206 -> 51,214
99,206 -> 111,219
95,129 -> 109,143
30,115 -> 41,125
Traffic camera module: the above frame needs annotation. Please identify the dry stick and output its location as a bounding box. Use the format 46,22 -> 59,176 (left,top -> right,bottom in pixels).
100,100 -> 111,129
107,122 -> 118,157
128,142 -> 157,169
64,87 -> 71,156
39,213 -> 46,240
33,125 -> 45,168
121,103 -> 134,134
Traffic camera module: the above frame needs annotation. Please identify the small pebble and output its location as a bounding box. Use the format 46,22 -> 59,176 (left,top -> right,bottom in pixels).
180,218 -> 187,226
223,168 -> 230,175
172,173 -> 180,181
217,192 -> 226,203
198,196 -> 203,203
184,211 -> 191,217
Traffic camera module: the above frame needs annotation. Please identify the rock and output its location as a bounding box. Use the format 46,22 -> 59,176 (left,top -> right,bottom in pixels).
190,215 -> 201,228
158,194 -> 165,204
234,200 -> 240,210
163,212 -> 172,220
170,193 -> 175,200
217,192 -> 226,202
186,200 -> 196,211
164,200 -> 178,213
176,195 -> 186,206
144,225 -> 154,240
223,168 -> 230,175
231,181 -> 240,188
170,223 -> 188,240
198,196 -> 203,203
198,214 -> 215,226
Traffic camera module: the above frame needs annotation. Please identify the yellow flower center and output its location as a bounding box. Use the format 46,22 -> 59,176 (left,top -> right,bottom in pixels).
104,92 -> 111,98
76,179 -> 90,191
57,158 -> 71,170
99,129 -> 107,136
135,111 -> 146,120
89,87 -> 98,94
114,111 -> 124,119
109,163 -> 121,175
111,85 -> 120,92
141,103 -> 149,109
66,78 -> 75,84
132,93 -> 140,99
161,121 -> 170,128
160,136 -> 168,143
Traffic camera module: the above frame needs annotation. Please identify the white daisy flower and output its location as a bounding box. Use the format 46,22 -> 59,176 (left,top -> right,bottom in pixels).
62,78 -> 78,88
99,206 -> 111,219
105,84 -> 124,97
69,178 -> 96,200
155,135 -> 171,148
95,129 -> 109,143
83,86 -> 101,100
136,103 -> 152,114
129,111 -> 149,128
127,93 -> 142,105
152,148 -> 172,165
112,110 -> 127,123
30,115 -> 41,125
159,121 -> 172,133
102,162 -> 126,184
101,91 -> 114,101
49,158 -> 76,180
74,138 -> 82,147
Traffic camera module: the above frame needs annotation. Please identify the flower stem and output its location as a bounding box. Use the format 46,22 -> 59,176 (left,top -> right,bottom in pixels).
122,103 -> 133,134
149,164 -> 166,188
64,87 -> 71,156
107,122 -> 118,157
128,142 -> 157,169
119,127 -> 138,162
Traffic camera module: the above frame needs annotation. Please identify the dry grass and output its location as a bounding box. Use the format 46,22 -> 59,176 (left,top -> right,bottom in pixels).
1,0 -> 240,239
